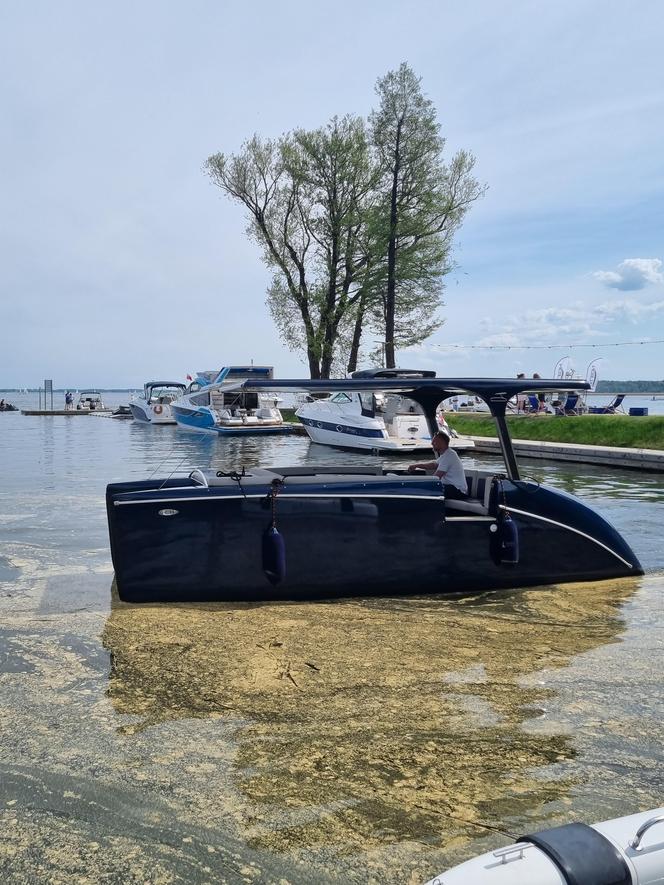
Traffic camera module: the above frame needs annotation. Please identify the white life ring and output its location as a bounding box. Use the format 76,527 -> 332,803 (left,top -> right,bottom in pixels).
154,405 -> 163,415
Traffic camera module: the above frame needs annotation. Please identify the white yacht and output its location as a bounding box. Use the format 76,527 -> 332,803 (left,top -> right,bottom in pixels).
129,381 -> 187,424
171,367 -> 296,436
295,370 -> 475,454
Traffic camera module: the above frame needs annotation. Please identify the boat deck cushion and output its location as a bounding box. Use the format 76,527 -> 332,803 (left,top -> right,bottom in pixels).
445,470 -> 494,515
517,822 -> 631,885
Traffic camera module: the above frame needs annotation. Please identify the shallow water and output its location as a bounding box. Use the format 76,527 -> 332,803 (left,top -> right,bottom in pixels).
1,404 -> 663,883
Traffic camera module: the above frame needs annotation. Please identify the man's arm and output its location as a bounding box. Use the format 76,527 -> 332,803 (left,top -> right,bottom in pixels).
407,460 -> 437,474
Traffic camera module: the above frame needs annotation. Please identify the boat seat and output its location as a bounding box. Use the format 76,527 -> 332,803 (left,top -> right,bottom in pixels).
445,470 -> 495,515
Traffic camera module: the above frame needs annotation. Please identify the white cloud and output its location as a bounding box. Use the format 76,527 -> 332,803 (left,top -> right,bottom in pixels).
595,298 -> 664,321
471,297 -> 664,351
593,258 -> 663,291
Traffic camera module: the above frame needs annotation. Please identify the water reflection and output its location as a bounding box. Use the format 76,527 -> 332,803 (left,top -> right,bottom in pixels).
102,576 -> 638,857
516,461 -> 664,503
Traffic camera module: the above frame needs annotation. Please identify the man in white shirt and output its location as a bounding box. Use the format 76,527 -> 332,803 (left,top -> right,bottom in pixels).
407,429 -> 468,496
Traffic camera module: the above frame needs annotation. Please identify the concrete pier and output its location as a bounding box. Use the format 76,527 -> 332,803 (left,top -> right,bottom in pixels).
469,435 -> 664,471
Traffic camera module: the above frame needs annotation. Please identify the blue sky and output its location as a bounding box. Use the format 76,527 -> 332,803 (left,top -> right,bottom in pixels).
1,0 -> 663,387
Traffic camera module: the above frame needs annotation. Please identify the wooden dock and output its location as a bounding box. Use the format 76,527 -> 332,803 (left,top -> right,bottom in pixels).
21,409 -> 98,416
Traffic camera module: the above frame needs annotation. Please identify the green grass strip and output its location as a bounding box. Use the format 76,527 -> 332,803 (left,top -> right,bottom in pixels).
447,414 -> 664,450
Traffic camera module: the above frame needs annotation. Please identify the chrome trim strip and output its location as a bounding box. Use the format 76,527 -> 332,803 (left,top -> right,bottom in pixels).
114,492 -> 445,506
499,504 -> 634,569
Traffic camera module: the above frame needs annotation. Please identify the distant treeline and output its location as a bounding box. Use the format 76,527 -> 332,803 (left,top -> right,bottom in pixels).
596,380 -> 664,393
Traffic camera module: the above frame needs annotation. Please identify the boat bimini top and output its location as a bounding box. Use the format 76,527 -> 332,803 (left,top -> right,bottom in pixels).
236,370 -> 591,480
143,381 -> 187,396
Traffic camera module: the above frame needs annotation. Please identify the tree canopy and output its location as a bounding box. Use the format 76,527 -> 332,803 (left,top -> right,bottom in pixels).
207,63 -> 484,377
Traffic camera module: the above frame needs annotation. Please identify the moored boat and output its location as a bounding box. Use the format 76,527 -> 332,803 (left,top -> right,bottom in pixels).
110,405 -> 133,419
105,372 -> 642,603
76,390 -> 110,412
295,370 -> 475,453
129,381 -> 187,424
171,366 -> 296,435
423,806 -> 664,884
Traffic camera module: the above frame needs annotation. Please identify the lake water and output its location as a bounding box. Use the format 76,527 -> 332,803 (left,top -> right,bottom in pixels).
1,397 -> 663,883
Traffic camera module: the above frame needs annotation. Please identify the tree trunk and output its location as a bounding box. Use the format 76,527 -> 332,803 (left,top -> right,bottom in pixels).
307,351 -> 321,379
384,120 -> 402,369
320,333 -> 335,378
346,305 -> 365,374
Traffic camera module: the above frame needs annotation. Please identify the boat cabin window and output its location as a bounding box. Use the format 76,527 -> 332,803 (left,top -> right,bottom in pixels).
223,392 -> 259,410
330,393 -> 352,404
359,392 -> 375,417
395,396 -> 422,415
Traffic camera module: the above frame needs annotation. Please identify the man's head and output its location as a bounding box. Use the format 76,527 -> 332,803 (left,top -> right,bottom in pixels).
432,429 -> 450,455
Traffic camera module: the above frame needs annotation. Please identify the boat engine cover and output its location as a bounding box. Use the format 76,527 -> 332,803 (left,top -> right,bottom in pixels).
517,823 -> 632,885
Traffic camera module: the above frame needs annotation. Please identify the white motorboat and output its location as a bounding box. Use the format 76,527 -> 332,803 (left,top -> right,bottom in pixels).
295,370 -> 475,454
423,806 -> 664,885
129,381 -> 187,424
75,390 -> 110,412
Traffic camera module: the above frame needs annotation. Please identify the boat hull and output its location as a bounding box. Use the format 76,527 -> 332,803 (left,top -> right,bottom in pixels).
129,401 -> 176,424
297,415 -> 473,453
297,415 -> 431,452
106,472 -> 642,603
423,806 -> 664,885
172,405 -> 296,435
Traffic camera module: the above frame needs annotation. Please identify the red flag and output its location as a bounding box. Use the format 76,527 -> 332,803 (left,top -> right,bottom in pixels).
186,374 -> 193,381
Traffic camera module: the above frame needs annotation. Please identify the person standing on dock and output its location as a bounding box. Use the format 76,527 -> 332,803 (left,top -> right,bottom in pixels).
64,391 -> 73,410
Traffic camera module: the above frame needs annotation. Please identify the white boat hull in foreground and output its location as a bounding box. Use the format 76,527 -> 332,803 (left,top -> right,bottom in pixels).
423,807 -> 664,885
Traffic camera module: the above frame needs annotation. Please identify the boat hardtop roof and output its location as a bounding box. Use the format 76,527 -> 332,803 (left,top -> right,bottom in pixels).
236,371 -> 590,405
351,368 -> 437,380
191,366 -> 275,389
144,380 -> 187,389
214,371 -> 590,483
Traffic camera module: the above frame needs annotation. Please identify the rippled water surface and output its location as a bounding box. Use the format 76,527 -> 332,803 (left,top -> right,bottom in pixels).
1,398 -> 663,883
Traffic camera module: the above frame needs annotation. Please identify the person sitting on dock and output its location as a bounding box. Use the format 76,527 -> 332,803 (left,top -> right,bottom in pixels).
407,429 -> 468,498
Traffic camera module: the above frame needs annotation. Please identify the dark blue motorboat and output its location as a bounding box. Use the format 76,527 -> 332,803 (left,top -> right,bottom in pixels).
106,372 -> 642,602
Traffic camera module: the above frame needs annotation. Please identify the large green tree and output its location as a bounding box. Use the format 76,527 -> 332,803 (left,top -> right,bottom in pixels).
369,63 -> 485,367
206,117 -> 376,378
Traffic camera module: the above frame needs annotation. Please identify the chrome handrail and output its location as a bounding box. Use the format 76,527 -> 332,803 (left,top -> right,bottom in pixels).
629,815 -> 664,850
492,843 -> 534,864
